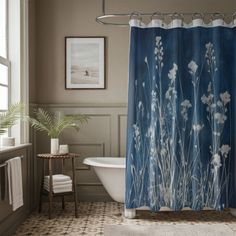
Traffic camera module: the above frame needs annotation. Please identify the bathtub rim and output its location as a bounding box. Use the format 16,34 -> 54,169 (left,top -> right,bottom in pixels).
83,157 -> 125,169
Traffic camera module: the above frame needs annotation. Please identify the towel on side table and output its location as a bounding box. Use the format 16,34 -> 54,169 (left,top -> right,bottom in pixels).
44,174 -> 71,183
6,157 -> 23,211
44,174 -> 73,193
44,180 -> 72,188
44,185 -> 72,193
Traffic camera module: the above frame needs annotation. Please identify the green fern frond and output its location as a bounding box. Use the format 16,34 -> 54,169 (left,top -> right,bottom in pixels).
0,103 -> 24,135
34,108 -> 54,130
28,108 -> 89,138
28,117 -> 51,134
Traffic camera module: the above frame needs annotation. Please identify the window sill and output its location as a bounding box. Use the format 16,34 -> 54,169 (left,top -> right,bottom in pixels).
0,143 -> 31,154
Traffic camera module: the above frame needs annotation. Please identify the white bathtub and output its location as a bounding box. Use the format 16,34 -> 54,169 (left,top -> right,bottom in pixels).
83,157 -> 236,219
83,157 -> 125,203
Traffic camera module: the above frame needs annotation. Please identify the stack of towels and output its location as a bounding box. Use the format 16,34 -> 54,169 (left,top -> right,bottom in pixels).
44,174 -> 72,193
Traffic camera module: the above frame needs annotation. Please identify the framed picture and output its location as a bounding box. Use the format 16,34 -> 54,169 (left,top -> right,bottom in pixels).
65,37 -> 105,89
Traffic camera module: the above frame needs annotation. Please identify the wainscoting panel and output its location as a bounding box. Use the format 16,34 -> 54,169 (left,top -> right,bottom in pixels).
31,103 -> 127,201
0,144 -> 32,235
69,142 -> 105,171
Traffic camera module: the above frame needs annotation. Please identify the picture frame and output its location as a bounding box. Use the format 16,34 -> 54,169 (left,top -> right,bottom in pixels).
65,37 -> 105,89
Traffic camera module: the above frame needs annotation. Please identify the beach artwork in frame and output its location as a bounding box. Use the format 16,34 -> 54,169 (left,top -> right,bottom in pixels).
65,37 -> 105,89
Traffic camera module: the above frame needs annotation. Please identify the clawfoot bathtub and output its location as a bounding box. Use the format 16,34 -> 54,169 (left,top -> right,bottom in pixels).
83,157 -> 136,218
83,157 -> 125,203
83,157 -> 236,219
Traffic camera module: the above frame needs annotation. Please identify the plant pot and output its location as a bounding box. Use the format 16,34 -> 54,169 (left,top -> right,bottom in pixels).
51,138 -> 59,154
1,137 -> 15,146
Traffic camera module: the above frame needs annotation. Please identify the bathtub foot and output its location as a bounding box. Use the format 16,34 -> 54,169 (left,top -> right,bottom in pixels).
124,208 -> 136,219
230,208 -> 236,217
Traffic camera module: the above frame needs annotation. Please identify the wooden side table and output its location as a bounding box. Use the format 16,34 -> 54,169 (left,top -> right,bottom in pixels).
37,153 -> 79,219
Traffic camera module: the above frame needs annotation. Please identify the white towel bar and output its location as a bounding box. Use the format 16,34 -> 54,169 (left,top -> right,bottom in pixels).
0,156 -> 24,168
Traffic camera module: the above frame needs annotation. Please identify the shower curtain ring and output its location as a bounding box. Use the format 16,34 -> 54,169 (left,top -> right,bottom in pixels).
209,13 -> 214,25
151,12 -> 164,21
232,12 -> 236,21
212,12 -> 225,21
171,12 -> 183,20
171,13 -> 184,26
201,13 -> 207,23
191,13 -> 204,20
130,12 -> 142,21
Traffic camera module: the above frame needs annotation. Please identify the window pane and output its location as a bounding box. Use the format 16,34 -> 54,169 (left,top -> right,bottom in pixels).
0,63 -> 8,85
0,85 -> 8,110
0,0 -> 6,58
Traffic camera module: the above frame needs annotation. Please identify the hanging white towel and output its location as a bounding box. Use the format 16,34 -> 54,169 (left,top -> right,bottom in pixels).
6,157 -> 23,211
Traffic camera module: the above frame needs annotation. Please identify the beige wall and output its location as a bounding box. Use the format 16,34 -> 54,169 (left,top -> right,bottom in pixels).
29,0 -> 36,103
31,0 -> 236,104
29,0 -> 236,200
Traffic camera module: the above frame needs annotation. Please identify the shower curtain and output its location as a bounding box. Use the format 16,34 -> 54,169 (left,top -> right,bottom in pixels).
126,18 -> 236,211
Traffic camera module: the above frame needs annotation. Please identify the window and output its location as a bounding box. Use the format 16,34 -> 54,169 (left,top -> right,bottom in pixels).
0,0 -> 29,144
0,0 -> 10,114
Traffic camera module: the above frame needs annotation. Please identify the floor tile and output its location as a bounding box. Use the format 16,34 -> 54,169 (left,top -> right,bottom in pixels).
14,202 -> 236,235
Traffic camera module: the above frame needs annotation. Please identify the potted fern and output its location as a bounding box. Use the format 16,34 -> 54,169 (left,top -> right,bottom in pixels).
0,103 -> 24,146
28,108 -> 88,154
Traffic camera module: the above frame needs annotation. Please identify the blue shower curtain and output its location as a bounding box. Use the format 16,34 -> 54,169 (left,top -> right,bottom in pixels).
125,19 -> 236,211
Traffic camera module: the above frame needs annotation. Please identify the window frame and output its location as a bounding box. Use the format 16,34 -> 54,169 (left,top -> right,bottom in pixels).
0,0 -> 29,144
0,0 -> 10,114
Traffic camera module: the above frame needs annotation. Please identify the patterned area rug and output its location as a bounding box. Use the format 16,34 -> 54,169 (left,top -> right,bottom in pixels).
104,224 -> 235,236
14,202 -> 236,236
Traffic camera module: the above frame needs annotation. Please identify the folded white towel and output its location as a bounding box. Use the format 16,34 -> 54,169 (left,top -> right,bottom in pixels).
50,188 -> 72,194
44,183 -> 72,189
6,157 -> 23,211
44,174 -> 71,183
44,185 -> 72,193
44,180 -> 72,187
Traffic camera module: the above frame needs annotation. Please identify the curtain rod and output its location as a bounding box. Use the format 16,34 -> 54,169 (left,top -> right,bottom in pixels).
96,0 -> 236,26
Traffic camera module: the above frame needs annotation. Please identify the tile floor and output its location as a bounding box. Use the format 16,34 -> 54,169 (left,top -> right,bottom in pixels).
14,202 -> 236,235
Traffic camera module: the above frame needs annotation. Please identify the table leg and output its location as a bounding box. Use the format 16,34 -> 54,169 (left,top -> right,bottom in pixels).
62,159 -> 64,174
49,158 -> 53,219
62,196 -> 65,209
61,159 -> 65,210
72,157 -> 78,218
38,159 -> 44,213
